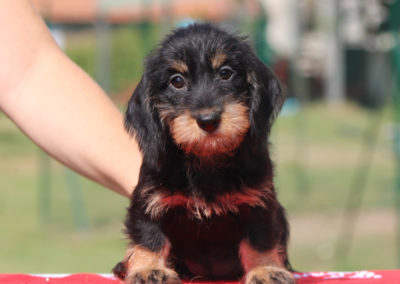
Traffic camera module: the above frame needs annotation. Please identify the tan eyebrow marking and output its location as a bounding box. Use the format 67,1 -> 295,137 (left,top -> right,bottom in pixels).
169,60 -> 188,74
212,51 -> 227,70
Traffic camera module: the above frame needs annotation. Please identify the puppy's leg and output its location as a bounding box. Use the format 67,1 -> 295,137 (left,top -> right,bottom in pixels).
240,206 -> 295,284
114,202 -> 181,284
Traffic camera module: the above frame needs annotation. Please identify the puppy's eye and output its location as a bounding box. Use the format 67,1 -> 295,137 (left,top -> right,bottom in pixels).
170,74 -> 185,89
219,67 -> 233,80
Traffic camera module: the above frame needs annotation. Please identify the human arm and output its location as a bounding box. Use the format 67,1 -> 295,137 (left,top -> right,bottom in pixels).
0,0 -> 141,197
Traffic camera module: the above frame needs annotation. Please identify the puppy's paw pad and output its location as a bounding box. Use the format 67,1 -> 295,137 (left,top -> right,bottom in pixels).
129,268 -> 181,284
245,266 -> 295,284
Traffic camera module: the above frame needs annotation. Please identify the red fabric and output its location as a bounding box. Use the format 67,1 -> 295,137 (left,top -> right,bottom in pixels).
0,271 -> 398,283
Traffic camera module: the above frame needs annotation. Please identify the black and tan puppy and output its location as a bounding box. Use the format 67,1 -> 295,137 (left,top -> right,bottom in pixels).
113,23 -> 295,284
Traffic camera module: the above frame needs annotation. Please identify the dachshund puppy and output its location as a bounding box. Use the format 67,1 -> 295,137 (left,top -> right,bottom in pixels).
113,23 -> 294,284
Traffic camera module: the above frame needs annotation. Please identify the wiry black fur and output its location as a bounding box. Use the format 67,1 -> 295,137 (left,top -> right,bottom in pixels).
115,23 -> 292,281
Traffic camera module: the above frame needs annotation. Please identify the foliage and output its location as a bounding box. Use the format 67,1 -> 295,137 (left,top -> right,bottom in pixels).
65,23 -> 160,96
111,23 -> 160,94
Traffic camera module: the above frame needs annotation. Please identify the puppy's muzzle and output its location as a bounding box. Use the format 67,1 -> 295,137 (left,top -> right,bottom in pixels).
170,103 -> 250,157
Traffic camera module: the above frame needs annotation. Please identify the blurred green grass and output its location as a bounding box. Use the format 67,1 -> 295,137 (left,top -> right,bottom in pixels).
273,104 -> 396,271
0,102 -> 396,273
0,113 -> 129,273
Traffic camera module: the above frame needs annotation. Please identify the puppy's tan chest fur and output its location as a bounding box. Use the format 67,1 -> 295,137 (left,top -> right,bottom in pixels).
144,186 -> 274,220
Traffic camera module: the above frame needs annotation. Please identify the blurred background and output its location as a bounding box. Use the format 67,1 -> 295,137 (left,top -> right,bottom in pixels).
1,0 -> 400,274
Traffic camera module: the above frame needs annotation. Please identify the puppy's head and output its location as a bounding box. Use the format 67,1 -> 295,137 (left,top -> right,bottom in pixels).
125,23 -> 284,166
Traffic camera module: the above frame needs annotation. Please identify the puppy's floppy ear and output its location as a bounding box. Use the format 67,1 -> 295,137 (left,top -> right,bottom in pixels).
125,75 -> 165,169
248,57 -> 286,137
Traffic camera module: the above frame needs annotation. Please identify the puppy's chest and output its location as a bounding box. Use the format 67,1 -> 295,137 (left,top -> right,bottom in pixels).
143,185 -> 272,220
162,208 -> 245,243
161,208 -> 246,278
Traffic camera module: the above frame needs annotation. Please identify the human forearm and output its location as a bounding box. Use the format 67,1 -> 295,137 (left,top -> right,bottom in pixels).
4,48 -> 140,197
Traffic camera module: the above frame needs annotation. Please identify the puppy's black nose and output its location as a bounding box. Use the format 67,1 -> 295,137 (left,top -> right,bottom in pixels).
196,112 -> 221,133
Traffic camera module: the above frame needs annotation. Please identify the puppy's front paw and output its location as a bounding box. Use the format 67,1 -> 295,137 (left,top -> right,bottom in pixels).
113,261 -> 127,279
245,266 -> 295,284
127,268 -> 181,284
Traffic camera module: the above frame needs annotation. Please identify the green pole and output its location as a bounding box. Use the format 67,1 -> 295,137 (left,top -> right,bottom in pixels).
38,150 -> 51,224
252,2 -> 273,66
393,30 -> 400,266
65,169 -> 89,231
388,0 -> 400,266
